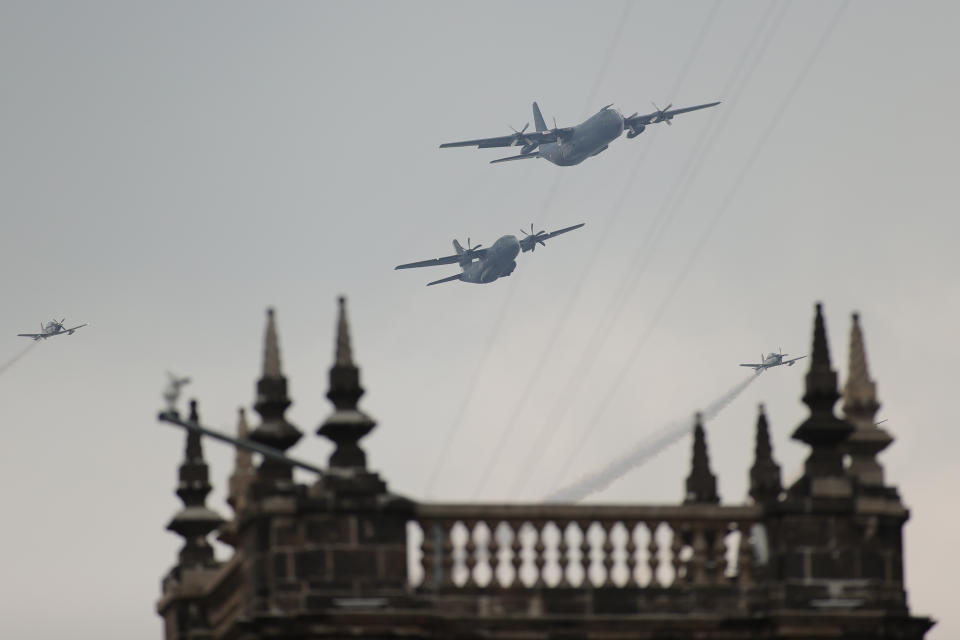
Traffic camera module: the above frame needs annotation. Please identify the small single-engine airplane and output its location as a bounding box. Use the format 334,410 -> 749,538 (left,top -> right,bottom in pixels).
17,318 -> 88,341
739,349 -> 806,373
440,99 -> 720,166
395,223 -> 585,286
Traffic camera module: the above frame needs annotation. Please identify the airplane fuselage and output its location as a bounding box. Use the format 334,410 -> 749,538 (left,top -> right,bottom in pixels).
748,353 -> 800,371
461,235 -> 521,284
538,108 -> 624,166
396,223 -> 584,286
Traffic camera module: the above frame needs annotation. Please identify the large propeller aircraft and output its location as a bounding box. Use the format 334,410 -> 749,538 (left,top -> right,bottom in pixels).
440,99 -> 720,166
739,349 -> 806,373
17,318 -> 88,341
395,223 -> 585,286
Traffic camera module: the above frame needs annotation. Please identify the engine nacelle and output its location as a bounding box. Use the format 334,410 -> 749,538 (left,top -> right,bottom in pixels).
626,124 -> 646,139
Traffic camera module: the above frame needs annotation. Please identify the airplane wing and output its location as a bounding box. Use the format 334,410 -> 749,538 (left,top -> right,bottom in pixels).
17,333 -> 44,339
782,355 -> 806,366
739,363 -> 762,369
395,249 -> 487,270
65,323 -> 87,333
519,222 -> 586,252
427,273 -> 464,286
624,101 -> 721,129
537,222 -> 585,242
440,127 -> 575,150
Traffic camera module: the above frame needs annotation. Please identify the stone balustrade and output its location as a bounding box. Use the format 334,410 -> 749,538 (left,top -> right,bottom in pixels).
410,504 -> 761,593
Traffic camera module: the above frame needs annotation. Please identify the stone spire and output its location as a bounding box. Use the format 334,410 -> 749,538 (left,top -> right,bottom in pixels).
318,296 -> 377,471
166,400 -> 224,572
248,308 -> 302,488
842,312 -> 894,491
335,295 -> 354,367
749,404 -> 782,504
789,303 -> 855,498
227,407 -> 255,514
684,413 -> 719,504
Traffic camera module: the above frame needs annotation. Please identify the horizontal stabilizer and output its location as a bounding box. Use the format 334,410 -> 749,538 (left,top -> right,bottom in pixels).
490,152 -> 540,164
427,273 -> 464,286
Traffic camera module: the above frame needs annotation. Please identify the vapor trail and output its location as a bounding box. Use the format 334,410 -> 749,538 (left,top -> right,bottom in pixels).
544,373 -> 759,503
508,1 -> 784,498
539,0 -> 849,495
422,173 -> 564,498
0,341 -> 39,378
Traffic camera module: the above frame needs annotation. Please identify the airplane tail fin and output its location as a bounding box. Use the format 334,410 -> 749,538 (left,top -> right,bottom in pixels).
533,102 -> 547,132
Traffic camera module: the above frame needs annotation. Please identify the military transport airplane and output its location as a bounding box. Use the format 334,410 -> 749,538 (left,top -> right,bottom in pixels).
17,318 -> 87,341
440,100 -> 720,166
739,350 -> 806,373
395,223 -> 585,286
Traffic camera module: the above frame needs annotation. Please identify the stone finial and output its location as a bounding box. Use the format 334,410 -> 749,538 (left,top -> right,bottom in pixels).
805,303 -> 839,401
166,400 -> 224,570
842,313 -> 894,491
749,404 -> 782,504
842,313 -> 880,426
684,413 -> 720,504
248,308 -> 302,488
318,296 -> 377,470
327,296 -> 364,411
262,308 -> 282,378
790,303 -> 855,497
335,296 -> 354,367
227,407 -> 255,515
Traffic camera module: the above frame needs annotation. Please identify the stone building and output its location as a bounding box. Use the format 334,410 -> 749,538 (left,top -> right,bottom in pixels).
157,299 -> 934,638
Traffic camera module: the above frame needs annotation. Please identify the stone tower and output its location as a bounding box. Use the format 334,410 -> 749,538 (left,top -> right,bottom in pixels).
763,304 -> 914,618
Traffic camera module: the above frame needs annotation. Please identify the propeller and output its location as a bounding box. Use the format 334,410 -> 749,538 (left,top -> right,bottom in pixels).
508,123 -> 533,147
551,116 -> 565,149
651,101 -> 673,125
520,223 -> 548,252
466,237 -> 482,252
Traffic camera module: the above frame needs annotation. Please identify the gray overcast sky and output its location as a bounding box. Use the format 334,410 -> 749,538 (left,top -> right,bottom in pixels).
1,1 -> 957,638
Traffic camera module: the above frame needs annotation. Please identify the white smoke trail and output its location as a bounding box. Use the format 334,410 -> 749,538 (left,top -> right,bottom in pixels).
544,373 -> 760,503
0,341 -> 39,378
